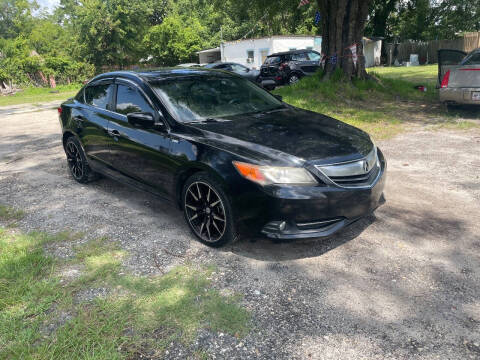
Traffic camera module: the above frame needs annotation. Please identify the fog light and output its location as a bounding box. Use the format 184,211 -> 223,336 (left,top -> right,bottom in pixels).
262,221 -> 287,233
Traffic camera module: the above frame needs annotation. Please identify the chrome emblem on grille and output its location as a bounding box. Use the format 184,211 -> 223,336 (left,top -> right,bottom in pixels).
363,160 -> 370,173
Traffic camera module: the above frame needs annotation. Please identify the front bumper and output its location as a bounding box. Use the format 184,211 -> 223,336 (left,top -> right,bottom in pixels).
235,149 -> 387,240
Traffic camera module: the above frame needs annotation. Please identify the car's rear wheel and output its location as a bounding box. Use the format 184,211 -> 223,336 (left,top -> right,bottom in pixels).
65,136 -> 97,183
182,172 -> 236,247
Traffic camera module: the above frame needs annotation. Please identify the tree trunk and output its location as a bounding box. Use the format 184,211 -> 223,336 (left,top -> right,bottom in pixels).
318,0 -> 371,79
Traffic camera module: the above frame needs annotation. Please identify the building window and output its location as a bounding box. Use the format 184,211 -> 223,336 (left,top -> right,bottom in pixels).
289,47 -> 296,51
247,50 -> 254,63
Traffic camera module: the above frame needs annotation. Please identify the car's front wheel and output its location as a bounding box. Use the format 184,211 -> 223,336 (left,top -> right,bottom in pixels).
182,172 -> 236,247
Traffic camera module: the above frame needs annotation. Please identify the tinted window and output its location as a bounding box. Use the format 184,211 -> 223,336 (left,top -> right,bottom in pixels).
214,64 -> 228,69
292,53 -> 308,61
265,56 -> 281,64
116,84 -> 153,115
231,64 -> 248,72
152,75 -> 283,122
308,52 -> 321,61
463,53 -> 480,65
85,84 -> 114,109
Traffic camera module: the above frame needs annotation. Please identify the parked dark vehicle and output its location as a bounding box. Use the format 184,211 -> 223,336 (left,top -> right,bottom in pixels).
59,68 -> 386,247
204,62 -> 260,82
259,49 -> 322,85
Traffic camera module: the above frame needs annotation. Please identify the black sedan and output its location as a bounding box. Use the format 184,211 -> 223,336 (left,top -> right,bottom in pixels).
204,62 -> 260,83
59,69 -> 386,247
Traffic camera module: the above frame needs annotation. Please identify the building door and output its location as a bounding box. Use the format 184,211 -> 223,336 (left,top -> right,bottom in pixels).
260,49 -> 269,65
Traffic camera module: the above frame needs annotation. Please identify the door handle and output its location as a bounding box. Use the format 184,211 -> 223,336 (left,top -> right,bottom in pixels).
73,116 -> 85,122
108,129 -> 121,137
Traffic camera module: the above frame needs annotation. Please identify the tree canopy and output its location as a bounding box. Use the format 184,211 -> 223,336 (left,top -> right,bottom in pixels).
0,0 -> 478,85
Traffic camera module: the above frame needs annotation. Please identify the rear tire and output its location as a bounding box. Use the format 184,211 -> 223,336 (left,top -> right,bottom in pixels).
288,73 -> 300,84
182,172 -> 236,247
64,136 -> 98,183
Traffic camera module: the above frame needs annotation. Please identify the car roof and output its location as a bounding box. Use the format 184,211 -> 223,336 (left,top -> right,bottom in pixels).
204,62 -> 244,68
267,49 -> 318,57
88,68 -> 238,85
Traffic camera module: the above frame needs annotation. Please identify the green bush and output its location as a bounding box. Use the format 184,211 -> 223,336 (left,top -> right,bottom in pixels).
0,37 -> 94,87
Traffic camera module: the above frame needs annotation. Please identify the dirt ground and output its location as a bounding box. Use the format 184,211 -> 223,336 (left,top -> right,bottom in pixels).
1,103 -> 479,359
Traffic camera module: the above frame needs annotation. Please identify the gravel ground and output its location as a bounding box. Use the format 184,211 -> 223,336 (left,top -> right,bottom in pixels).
1,104 -> 479,359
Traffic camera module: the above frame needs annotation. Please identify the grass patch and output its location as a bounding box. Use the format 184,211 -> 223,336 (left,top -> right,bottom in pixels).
0,204 -> 25,222
0,228 -> 250,359
368,64 -> 438,84
0,84 -> 82,107
273,65 -> 474,140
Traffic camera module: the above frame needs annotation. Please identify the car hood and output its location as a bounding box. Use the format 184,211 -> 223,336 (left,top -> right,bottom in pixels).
184,107 -> 373,166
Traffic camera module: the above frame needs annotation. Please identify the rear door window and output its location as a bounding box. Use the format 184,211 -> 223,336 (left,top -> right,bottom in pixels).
307,52 -> 321,61
116,84 -> 154,115
231,64 -> 248,72
265,56 -> 281,65
84,83 -> 114,109
463,53 -> 480,65
292,53 -> 309,61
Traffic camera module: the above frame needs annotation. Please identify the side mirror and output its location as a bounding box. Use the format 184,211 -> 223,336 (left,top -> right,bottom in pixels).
127,112 -> 155,128
274,94 -> 283,101
245,68 -> 250,72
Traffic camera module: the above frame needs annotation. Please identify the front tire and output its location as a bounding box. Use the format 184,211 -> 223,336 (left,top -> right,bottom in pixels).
64,136 -> 97,183
182,172 -> 236,247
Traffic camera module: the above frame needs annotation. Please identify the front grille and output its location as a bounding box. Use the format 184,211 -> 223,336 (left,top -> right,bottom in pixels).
329,165 -> 380,187
314,146 -> 381,188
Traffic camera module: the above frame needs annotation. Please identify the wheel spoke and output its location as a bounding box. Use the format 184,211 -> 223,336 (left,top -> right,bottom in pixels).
212,220 -> 221,234
185,204 -> 197,211
210,199 -> 221,207
207,187 -> 210,202
188,189 -> 198,202
196,183 -> 202,199
213,214 -> 224,222
206,218 -> 211,241
190,213 -> 198,221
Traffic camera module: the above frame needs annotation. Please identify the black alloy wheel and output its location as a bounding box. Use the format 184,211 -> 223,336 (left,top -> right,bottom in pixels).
183,173 -> 236,247
288,73 -> 300,84
65,136 -> 97,183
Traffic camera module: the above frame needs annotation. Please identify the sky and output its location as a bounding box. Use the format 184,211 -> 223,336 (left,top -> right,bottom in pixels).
36,0 -> 60,13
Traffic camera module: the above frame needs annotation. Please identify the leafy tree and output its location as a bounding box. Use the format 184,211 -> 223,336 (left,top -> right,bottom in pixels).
143,15 -> 207,65
71,0 -> 165,70
0,0 -> 38,38
365,0 -> 398,40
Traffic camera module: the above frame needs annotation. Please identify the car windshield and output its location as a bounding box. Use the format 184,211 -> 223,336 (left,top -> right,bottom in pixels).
151,75 -> 283,122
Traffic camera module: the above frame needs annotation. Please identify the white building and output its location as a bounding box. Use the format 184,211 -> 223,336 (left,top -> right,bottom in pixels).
198,35 -> 322,69
363,37 -> 382,68
197,35 -> 381,68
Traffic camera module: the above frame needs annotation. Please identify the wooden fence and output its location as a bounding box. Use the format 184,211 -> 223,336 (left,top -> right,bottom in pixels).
386,32 -> 480,65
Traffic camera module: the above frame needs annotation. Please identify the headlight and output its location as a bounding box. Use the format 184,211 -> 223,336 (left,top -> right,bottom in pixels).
233,161 -> 317,186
